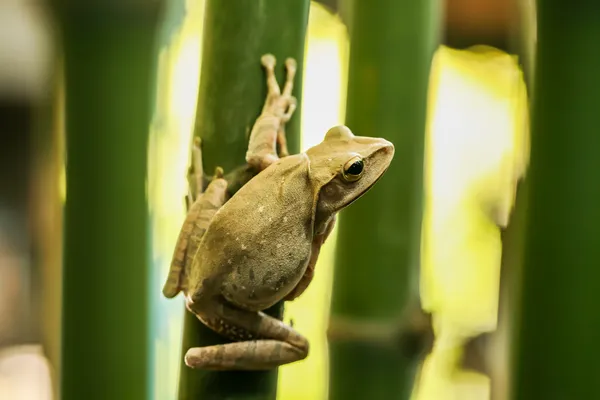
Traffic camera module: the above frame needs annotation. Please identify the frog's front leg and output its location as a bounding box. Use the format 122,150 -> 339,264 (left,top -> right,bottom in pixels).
276,58 -> 298,158
246,54 -> 298,171
184,299 -> 309,370
284,215 -> 337,302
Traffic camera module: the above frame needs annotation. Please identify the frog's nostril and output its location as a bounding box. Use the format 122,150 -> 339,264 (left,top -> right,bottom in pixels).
383,142 -> 395,156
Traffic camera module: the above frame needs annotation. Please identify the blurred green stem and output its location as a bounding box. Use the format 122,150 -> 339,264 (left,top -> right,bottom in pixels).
176,1 -> 309,399
512,2 -> 600,399
328,0 -> 440,399
52,2 -> 164,399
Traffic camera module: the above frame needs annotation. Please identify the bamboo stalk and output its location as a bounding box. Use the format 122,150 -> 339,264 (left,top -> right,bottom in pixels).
51,2 -> 164,398
176,1 -> 309,399
511,2 -> 600,399
327,0 -> 440,399
484,5 -> 536,398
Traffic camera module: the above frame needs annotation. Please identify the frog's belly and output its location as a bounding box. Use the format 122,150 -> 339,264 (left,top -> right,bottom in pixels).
220,249 -> 311,312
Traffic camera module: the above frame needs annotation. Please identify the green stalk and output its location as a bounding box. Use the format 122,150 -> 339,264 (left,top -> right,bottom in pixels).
484,5 -> 535,398
512,2 -> 600,399
176,1 -> 309,399
328,1 -> 440,399
51,2 -> 164,399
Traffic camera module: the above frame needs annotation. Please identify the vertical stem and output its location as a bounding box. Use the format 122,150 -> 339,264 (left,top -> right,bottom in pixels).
488,3 -> 535,398
52,2 -> 163,399
512,2 -> 600,399
328,0 -> 440,399
492,178 -> 528,400
177,1 -> 309,399
31,60 -> 64,400
0,102 -> 35,347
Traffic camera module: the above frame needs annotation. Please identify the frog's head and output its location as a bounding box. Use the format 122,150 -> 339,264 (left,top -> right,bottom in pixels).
306,125 -> 395,222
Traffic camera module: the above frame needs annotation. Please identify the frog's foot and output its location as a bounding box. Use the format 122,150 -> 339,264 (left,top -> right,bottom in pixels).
282,58 -> 297,97
212,166 -> 224,180
184,302 -> 309,370
261,54 -> 280,97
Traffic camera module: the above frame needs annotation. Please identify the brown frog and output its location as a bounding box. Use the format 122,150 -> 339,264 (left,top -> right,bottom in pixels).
163,54 -> 395,370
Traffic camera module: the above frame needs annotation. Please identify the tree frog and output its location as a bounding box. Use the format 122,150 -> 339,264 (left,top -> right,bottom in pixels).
163,54 -> 395,370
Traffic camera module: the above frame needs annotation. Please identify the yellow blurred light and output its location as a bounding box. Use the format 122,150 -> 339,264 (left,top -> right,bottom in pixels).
147,1 -> 205,399
413,45 -> 529,400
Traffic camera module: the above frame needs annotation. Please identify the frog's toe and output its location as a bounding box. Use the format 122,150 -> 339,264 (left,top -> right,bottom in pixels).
261,54 -> 276,69
285,57 -> 297,72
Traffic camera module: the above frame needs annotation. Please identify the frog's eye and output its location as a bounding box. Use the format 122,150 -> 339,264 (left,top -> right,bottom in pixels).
342,156 -> 364,182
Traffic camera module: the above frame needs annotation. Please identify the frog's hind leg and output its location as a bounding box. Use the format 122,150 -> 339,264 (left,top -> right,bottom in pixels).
162,163 -> 227,298
185,301 -> 309,370
186,137 -> 204,206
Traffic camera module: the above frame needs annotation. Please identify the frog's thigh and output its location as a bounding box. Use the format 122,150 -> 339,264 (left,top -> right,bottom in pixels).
186,300 -> 308,370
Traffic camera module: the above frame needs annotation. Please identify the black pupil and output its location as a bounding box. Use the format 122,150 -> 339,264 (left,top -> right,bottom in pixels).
346,160 -> 364,175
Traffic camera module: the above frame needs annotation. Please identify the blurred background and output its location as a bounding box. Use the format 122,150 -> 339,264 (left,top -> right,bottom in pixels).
4,0 -> 595,399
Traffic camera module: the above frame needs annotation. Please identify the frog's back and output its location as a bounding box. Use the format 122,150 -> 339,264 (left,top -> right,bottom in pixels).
190,154 -> 317,310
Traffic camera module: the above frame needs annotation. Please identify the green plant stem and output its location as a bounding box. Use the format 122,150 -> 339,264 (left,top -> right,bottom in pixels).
51,2 -> 164,399
328,0 -> 440,399
512,2 -> 600,399
176,1 -> 309,399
